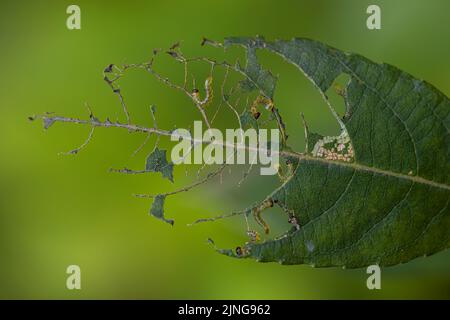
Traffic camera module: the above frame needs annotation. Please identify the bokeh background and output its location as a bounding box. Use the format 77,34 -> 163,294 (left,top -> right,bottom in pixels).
0,0 -> 449,299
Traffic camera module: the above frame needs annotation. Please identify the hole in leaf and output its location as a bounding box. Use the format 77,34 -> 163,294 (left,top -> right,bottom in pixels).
325,73 -> 351,119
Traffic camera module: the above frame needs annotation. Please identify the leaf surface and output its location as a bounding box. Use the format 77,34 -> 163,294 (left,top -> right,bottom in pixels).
150,194 -> 174,226
145,148 -> 174,182
223,37 -> 450,268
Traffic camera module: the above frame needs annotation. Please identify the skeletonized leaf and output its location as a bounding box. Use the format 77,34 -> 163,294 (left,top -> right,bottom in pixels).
150,194 -> 174,226
225,37 -> 277,98
222,37 -> 450,268
145,148 -> 174,182
240,110 -> 259,129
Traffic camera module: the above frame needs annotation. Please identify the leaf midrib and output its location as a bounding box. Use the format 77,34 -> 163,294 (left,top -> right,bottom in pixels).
260,41 -> 449,191
281,150 -> 450,191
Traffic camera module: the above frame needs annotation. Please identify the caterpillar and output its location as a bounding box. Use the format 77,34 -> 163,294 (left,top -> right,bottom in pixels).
235,246 -> 250,257
250,95 -> 274,119
252,199 -> 274,235
191,76 -> 213,108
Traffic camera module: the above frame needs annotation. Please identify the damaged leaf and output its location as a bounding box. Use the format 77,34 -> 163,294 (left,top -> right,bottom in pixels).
224,37 -> 288,146
225,37 -> 277,99
150,194 -> 174,226
36,36 -> 449,270
240,110 -> 259,129
222,37 -> 450,268
145,148 -> 174,182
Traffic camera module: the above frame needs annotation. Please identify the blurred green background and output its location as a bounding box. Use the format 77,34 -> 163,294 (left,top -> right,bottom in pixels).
0,0 -> 449,299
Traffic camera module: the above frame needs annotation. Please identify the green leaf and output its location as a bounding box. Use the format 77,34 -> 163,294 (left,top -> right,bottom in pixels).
223,37 -> 450,268
239,110 -> 259,129
145,148 -> 174,182
150,194 -> 174,226
301,117 -> 323,154
225,37 -> 277,98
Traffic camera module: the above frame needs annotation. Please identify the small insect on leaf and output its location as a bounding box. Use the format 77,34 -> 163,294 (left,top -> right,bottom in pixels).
191,76 -> 213,108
